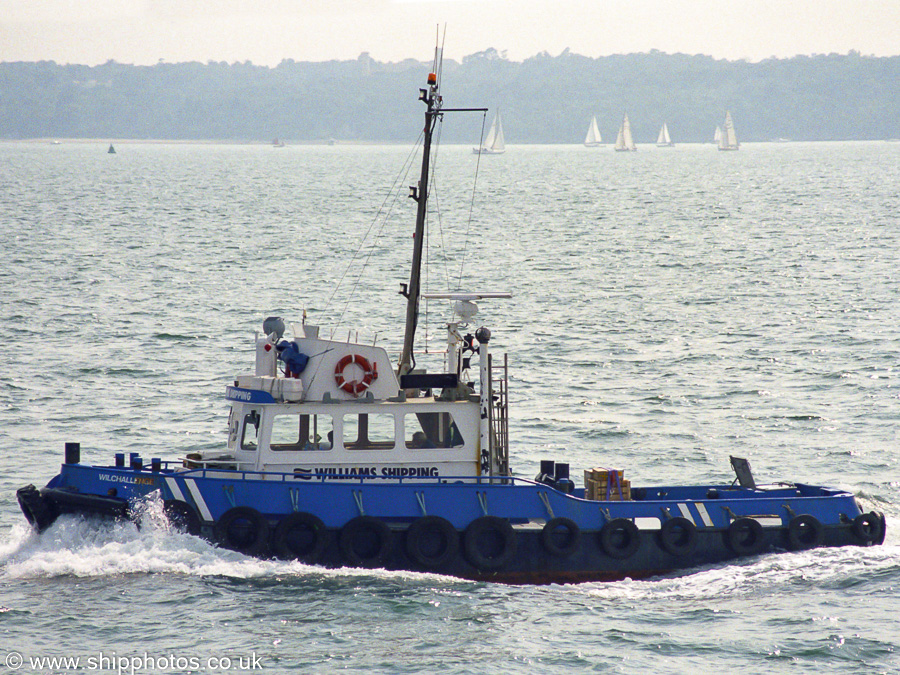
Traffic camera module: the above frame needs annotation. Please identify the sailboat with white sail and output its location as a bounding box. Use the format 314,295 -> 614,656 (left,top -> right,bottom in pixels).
473,111 -> 506,155
584,116 -> 602,147
718,111 -> 739,151
614,113 -> 637,152
656,123 -> 674,147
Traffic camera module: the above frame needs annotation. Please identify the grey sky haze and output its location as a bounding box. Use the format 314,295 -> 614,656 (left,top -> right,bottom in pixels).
2,0 -> 898,66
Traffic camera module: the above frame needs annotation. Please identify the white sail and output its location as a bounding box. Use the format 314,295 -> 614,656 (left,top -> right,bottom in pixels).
656,123 -> 674,147
491,112 -> 505,152
714,126 -> 723,143
474,111 -> 506,154
718,112 -> 739,151
614,113 -> 637,151
584,116 -> 602,147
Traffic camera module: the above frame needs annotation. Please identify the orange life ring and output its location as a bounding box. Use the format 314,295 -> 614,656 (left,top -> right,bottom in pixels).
334,354 -> 378,397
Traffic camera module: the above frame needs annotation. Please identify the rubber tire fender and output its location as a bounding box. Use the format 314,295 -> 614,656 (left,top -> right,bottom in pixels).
599,518 -> 641,559
541,517 -> 581,557
463,516 -> 517,571
725,517 -> 766,556
44,488 -> 129,519
339,516 -> 393,567
874,511 -> 888,545
786,514 -> 824,551
405,516 -> 459,569
272,512 -> 328,563
852,512 -> 884,545
17,485 -> 58,533
214,506 -> 270,556
657,516 -> 698,556
163,499 -> 202,536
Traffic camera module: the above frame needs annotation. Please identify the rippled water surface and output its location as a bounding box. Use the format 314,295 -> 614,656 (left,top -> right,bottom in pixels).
1,140 -> 898,673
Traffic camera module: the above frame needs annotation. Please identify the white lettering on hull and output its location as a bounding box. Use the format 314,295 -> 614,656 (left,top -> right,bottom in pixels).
292,466 -> 441,480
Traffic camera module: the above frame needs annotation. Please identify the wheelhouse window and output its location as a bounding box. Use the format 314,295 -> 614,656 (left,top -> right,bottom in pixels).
240,409 -> 262,451
342,413 -> 395,450
404,412 -> 465,449
271,413 -> 334,451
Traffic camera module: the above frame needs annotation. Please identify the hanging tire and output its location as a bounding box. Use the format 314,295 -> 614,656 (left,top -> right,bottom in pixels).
405,516 -> 459,569
214,506 -> 270,556
852,512 -> 884,545
273,512 -> 328,563
657,517 -> 697,556
787,514 -> 824,551
163,499 -> 201,536
725,517 -> 766,556
339,516 -> 392,567
599,518 -> 640,559
463,516 -> 517,571
541,517 -> 581,557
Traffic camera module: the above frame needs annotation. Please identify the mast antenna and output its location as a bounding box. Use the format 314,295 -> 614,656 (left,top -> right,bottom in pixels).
435,25 -> 447,86
398,30 -> 487,378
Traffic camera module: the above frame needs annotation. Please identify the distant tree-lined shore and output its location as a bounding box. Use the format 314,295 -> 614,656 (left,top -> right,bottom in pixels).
1,50 -> 898,143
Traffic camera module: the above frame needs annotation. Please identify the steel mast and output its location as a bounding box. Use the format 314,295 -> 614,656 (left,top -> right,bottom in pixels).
398,70 -> 442,378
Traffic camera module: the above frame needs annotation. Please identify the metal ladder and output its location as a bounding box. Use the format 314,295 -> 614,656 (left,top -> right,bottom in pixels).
488,353 -> 510,476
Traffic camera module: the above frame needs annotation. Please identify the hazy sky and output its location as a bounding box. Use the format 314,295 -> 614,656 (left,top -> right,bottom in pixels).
2,0 -> 898,66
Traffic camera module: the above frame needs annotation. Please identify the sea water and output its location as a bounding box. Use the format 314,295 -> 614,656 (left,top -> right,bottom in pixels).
0,140 -> 898,674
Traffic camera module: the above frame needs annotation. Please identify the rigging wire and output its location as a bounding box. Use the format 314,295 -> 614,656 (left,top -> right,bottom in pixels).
420,110 -> 448,355
456,110 -> 488,290
402,107 -> 445,368
305,138 -> 424,389
315,31 -> 486,368
423,22 -> 457,340
427,135 -> 453,294
324,133 -> 424,339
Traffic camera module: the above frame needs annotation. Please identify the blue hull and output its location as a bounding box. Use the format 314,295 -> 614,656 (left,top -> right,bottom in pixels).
18,461 -> 886,584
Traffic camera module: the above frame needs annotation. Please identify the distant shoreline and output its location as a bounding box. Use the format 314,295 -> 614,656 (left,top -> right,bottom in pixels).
3,138 -> 898,146
0,138 -> 384,146
3,54 -> 897,143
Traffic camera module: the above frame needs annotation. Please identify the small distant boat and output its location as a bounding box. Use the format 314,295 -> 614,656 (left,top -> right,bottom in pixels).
656,123 -> 674,147
583,116 -> 602,147
718,112 -> 740,151
107,144 -> 116,154
614,114 -> 637,152
473,111 -> 505,155
272,138 -> 286,148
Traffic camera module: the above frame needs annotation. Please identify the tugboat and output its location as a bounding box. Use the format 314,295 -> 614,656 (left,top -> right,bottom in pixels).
17,64 -> 885,584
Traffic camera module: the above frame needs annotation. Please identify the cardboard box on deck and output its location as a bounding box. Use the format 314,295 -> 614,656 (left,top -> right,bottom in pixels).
583,467 -> 631,501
